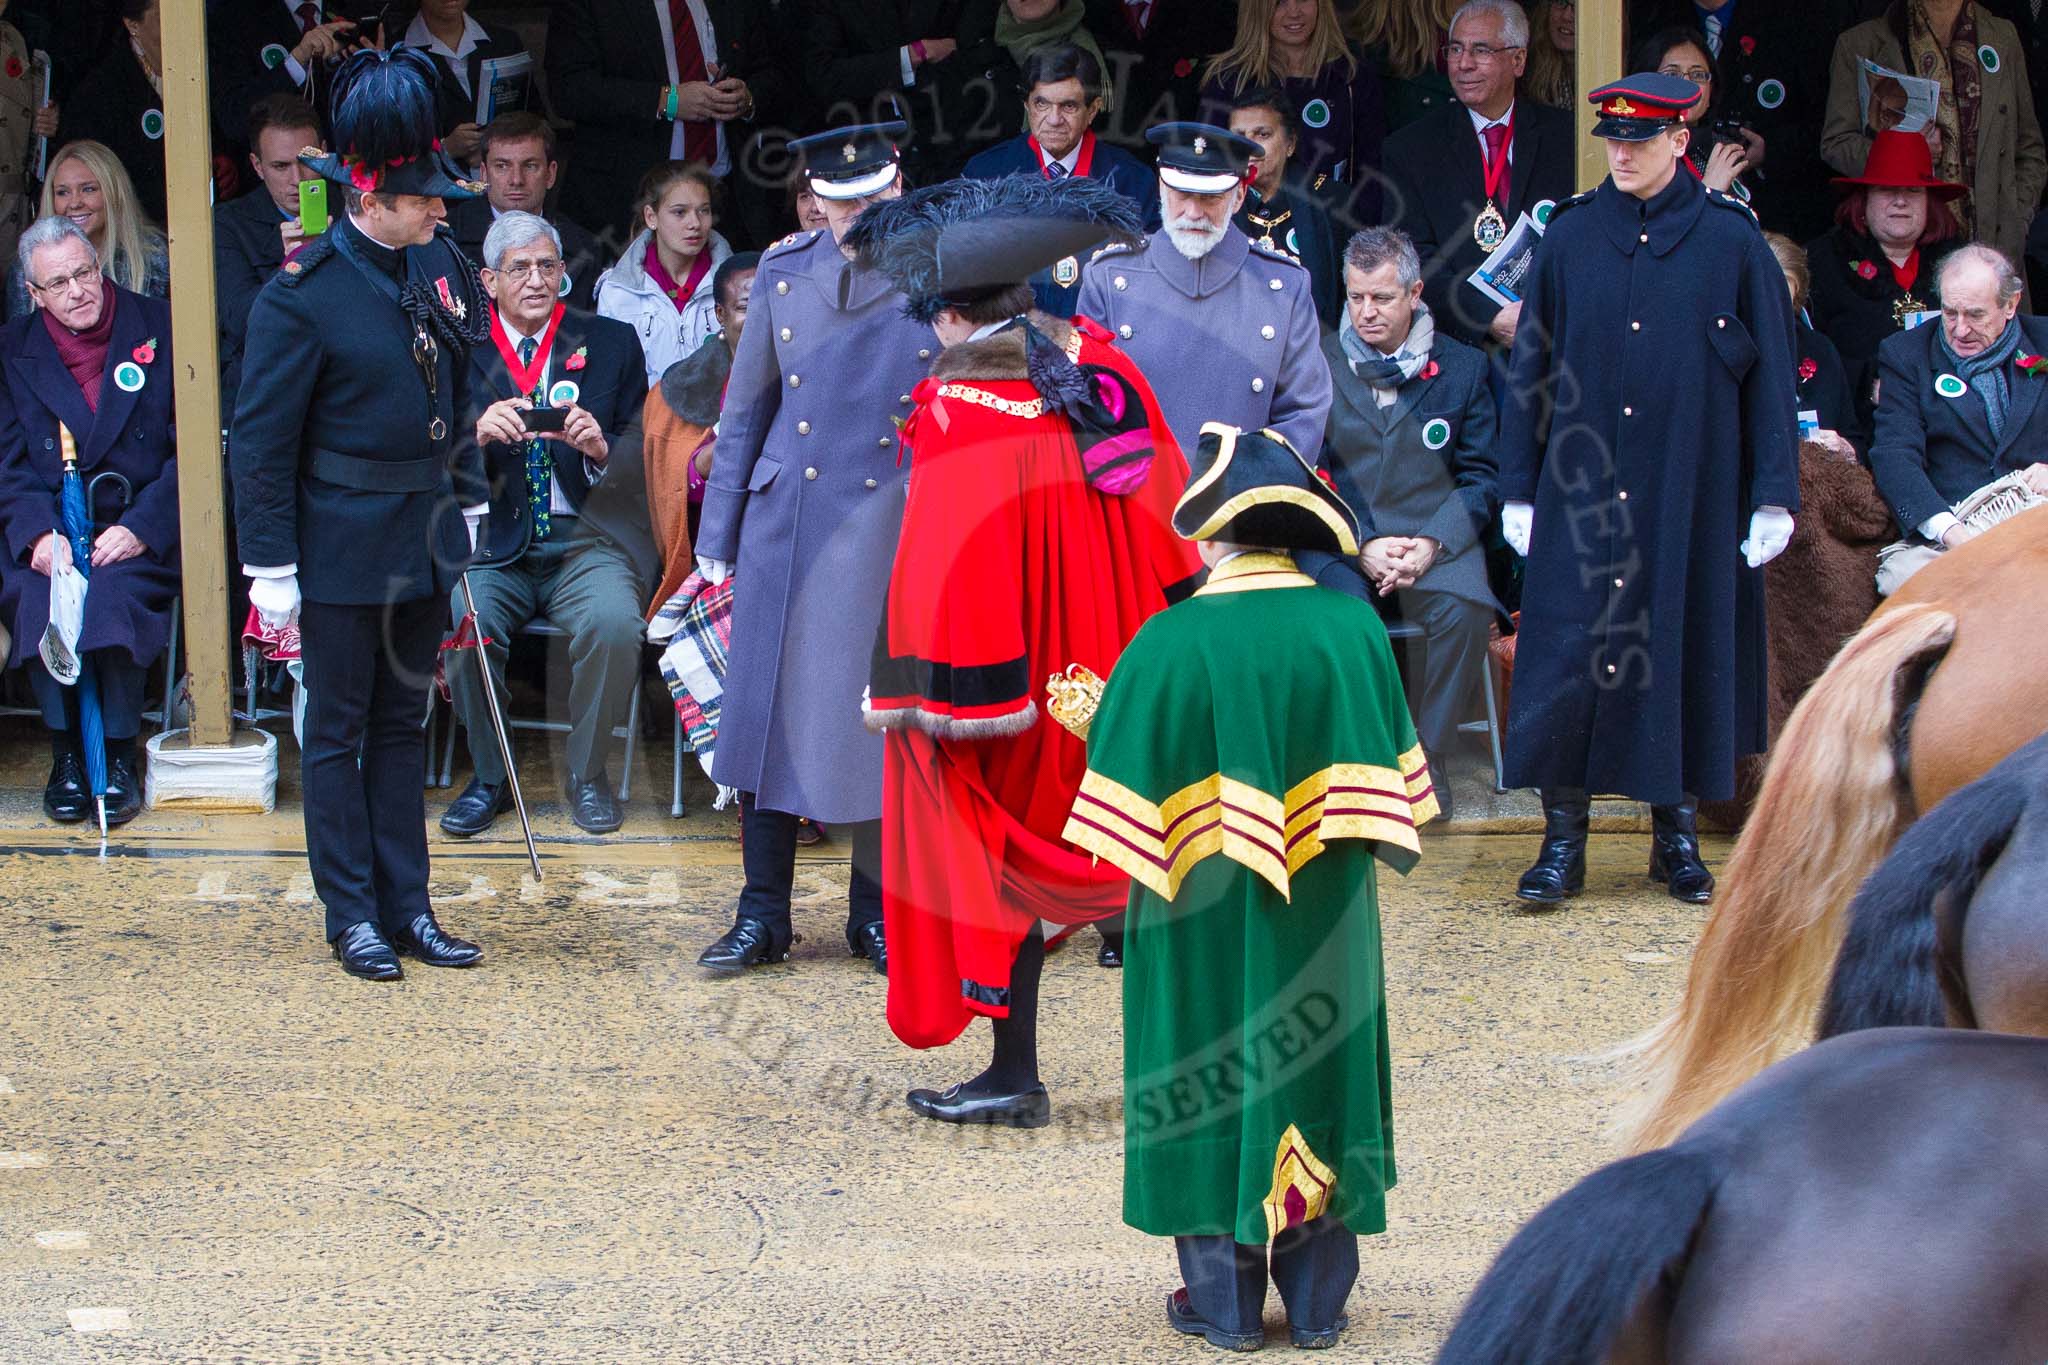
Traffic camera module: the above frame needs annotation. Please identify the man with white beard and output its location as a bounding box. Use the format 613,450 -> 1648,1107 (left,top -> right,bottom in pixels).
1078,122 -> 1332,463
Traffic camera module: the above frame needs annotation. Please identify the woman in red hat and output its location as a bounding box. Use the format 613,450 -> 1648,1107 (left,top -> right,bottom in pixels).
1806,128 -> 1966,431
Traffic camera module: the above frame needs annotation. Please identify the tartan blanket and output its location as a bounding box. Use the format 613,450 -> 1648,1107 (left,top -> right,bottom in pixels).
651,570 -> 734,797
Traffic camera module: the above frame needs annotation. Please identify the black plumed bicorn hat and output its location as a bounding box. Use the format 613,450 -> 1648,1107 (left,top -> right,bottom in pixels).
844,174 -> 1145,324
299,46 -> 483,199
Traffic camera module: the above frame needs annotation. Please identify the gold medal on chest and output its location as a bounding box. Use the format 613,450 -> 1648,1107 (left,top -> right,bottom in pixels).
1474,200 -> 1508,251
1893,292 -> 1923,328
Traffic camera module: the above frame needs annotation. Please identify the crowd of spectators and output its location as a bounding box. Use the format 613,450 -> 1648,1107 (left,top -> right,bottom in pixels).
6,0 -> 2048,830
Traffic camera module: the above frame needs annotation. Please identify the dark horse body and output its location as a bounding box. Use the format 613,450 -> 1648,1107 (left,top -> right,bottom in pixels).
1821,730 -> 2048,1040
1439,1030 -> 2048,1364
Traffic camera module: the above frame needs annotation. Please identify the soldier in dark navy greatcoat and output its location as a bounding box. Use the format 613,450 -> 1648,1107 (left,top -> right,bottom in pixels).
1497,73 -> 1800,908
232,48 -> 492,981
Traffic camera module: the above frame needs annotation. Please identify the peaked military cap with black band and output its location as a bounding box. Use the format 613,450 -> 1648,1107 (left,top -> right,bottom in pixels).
844,175 -> 1145,323
790,121 -> 911,200
1173,422 -> 1360,555
300,46 -> 483,199
1148,122 -> 1261,195
1587,73 -> 1702,142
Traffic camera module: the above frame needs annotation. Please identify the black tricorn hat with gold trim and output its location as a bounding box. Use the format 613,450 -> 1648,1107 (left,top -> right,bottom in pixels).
1173,422 -> 1360,555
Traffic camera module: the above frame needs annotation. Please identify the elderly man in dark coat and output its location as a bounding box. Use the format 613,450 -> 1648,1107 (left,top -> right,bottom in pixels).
1499,74 -> 1799,907
691,124 -> 935,977
1309,226 -> 1498,817
0,216 -> 178,826
1867,242 -> 2048,592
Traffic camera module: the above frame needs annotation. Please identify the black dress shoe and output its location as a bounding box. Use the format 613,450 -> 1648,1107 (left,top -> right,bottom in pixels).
440,777 -> 512,836
1649,799 -> 1714,903
332,922 -> 403,981
1289,1314 -> 1349,1350
1517,788 -> 1589,905
698,918 -> 790,975
565,771 -> 622,833
1096,936 -> 1123,968
850,920 -> 887,975
905,1082 -> 1052,1129
42,746 -> 90,823
1166,1288 -> 1263,1352
103,748 -> 143,827
390,911 -> 482,967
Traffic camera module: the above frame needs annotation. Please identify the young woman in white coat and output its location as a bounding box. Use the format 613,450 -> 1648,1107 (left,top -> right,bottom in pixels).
596,161 -> 733,389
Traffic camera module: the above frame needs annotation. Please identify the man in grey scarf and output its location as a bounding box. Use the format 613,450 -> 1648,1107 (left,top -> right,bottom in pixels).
1308,226 -> 1500,815
1870,241 -> 2048,591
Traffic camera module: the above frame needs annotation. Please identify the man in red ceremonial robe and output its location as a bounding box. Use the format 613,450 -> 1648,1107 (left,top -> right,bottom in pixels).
847,176 -> 1202,1128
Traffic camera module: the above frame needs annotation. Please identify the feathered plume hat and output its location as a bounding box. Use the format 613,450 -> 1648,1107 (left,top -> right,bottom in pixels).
300,46 -> 483,200
844,174 -> 1144,325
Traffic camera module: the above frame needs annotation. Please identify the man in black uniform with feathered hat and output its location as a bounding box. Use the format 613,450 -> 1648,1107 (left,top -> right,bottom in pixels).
233,47 -> 493,981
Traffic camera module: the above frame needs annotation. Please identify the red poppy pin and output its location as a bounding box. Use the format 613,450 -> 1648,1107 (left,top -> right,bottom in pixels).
1314,467 -> 1336,490
2018,353 -> 2048,376
1173,57 -> 1194,78
1739,35 -> 1756,57
1851,258 -> 1879,281
1421,360 -> 1440,381
4,56 -> 22,80
133,338 -> 157,366
1797,357 -> 1817,383
564,347 -> 588,372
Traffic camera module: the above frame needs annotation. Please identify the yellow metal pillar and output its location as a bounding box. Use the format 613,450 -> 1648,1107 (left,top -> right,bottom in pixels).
160,0 -> 233,747
1575,0 -> 1627,190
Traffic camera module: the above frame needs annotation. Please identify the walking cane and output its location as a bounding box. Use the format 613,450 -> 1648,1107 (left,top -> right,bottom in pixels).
458,572 -> 542,881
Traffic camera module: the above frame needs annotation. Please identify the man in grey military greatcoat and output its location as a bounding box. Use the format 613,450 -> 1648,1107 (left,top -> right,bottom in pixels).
692,122 -> 936,977
1076,121 -> 1333,464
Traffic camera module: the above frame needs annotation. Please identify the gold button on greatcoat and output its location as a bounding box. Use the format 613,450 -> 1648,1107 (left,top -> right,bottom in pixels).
776,280 -> 789,294
864,478 -> 878,489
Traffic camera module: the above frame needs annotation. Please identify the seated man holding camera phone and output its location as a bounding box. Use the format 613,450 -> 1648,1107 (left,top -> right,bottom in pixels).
441,210 -> 655,837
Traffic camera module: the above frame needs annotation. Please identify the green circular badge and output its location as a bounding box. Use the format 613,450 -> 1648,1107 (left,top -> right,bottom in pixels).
1756,79 -> 1785,110
1935,373 -> 1967,399
112,362 -> 145,394
1422,418 -> 1452,450
548,380 -> 580,407
1533,198 -> 1557,227
1980,44 -> 2001,73
557,271 -> 574,299
141,108 -> 164,140
1285,226 -> 1301,256
1302,98 -> 1332,129
261,43 -> 289,69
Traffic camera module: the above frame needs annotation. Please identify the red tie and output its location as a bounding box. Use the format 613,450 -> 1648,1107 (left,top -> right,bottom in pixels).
296,2 -> 320,34
1482,122 -> 1512,206
668,0 -> 717,164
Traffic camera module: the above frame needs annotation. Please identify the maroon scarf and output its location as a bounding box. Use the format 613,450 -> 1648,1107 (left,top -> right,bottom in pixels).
43,289 -> 117,411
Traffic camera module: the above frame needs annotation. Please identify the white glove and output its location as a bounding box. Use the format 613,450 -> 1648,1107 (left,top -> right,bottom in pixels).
1742,505 -> 1795,568
248,573 -> 301,630
462,504 -> 487,554
1501,501 -> 1534,558
696,555 -> 731,586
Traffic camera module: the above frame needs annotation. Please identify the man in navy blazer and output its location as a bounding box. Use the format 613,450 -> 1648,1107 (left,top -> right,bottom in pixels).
438,210 -> 653,839
1870,242 -> 2048,588
963,43 -> 1158,318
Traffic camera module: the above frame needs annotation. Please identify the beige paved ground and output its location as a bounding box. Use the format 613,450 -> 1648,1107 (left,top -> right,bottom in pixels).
0,723 -> 1713,1363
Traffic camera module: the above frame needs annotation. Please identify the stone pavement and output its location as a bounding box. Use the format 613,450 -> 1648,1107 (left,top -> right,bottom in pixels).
0,720 -> 1713,1362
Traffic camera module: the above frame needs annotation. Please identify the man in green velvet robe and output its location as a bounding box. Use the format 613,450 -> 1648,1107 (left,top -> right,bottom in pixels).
1060,422 -> 1439,1352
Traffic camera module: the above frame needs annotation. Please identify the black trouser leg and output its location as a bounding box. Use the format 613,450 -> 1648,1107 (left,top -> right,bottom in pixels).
1269,1216 -> 1359,1335
362,598 -> 443,937
300,599 -> 441,943
1174,1235 -> 1268,1338
981,926 -> 1044,1093
1096,911 -> 1125,951
846,817 -> 882,946
736,792 -> 797,946
27,649 -> 146,737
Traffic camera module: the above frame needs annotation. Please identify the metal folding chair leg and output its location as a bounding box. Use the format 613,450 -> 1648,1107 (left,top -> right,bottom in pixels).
617,683 -> 640,801
1482,657 -> 1507,793
671,712 -> 686,818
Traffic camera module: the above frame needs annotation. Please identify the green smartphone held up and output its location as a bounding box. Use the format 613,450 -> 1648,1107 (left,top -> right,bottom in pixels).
298,179 -> 329,237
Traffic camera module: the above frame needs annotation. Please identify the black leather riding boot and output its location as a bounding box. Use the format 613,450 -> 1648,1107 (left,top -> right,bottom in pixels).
1516,787 -> 1588,904
1649,797 -> 1714,903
